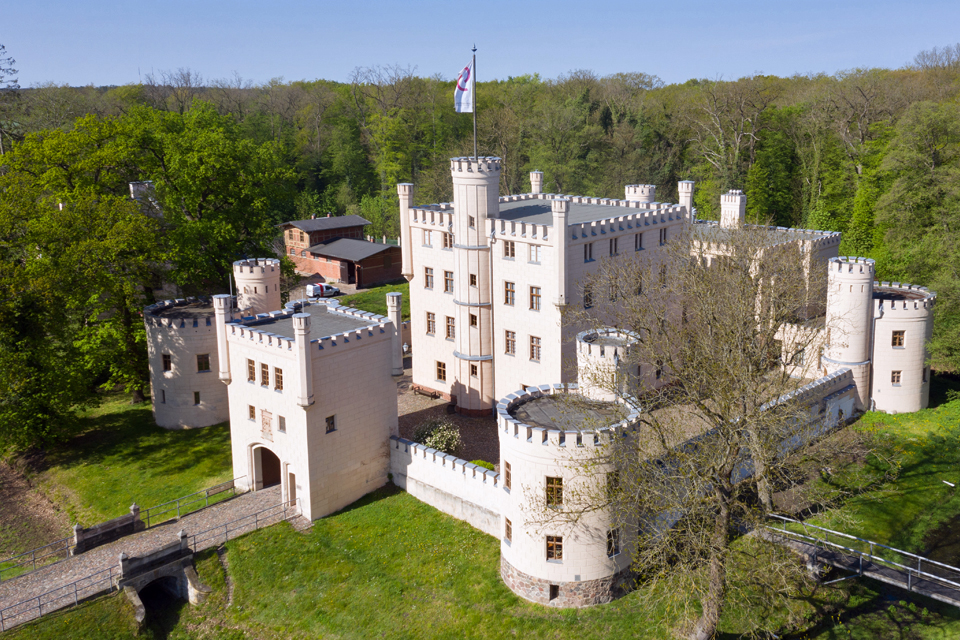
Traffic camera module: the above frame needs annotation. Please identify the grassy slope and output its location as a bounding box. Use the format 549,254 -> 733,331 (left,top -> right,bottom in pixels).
339,281 -> 410,320
32,393 -> 234,526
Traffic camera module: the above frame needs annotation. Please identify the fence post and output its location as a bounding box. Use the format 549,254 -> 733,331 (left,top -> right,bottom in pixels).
1,604 -> 6,631
177,500 -> 181,520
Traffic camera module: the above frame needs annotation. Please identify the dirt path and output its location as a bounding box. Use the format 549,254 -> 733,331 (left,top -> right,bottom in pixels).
0,462 -> 71,559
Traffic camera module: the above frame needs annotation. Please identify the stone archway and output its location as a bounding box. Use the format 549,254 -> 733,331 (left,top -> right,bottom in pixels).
255,446 -> 282,489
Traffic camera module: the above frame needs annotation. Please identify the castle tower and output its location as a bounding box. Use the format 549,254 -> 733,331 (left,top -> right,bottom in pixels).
451,156 -> 501,414
530,171 -> 543,195
678,180 -> 695,218
823,257 -> 875,410
397,183 -> 415,280
386,292 -> 404,376
871,283 -> 936,413
720,190 -> 746,228
233,258 -> 281,316
576,328 -> 639,402
625,184 -> 656,204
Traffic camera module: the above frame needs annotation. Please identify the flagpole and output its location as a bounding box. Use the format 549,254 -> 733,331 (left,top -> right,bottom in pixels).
472,44 -> 478,161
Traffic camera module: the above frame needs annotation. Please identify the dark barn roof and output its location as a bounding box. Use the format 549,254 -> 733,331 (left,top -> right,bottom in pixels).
307,238 -> 397,262
282,215 -> 371,233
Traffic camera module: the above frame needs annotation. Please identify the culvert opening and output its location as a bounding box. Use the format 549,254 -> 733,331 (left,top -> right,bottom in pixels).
138,576 -> 186,637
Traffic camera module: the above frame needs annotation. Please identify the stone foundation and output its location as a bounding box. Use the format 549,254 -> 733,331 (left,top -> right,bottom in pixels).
500,556 -> 633,608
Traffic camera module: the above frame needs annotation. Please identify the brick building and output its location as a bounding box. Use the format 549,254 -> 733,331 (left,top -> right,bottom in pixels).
281,214 -> 403,287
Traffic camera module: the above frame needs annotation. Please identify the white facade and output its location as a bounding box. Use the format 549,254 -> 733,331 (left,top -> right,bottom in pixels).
217,297 -> 399,521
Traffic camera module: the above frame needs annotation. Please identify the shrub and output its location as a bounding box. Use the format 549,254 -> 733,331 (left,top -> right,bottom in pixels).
413,419 -> 464,457
470,459 -> 495,471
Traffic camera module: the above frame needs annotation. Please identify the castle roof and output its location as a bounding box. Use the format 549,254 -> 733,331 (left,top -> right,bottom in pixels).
146,297 -> 216,319
692,220 -> 838,247
243,303 -> 378,342
281,215 -> 371,233
508,392 -> 628,432
307,238 -> 396,262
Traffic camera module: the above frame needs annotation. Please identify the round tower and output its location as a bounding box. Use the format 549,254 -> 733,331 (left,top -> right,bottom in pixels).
624,184 -> 656,204
451,157 -> 501,415
497,384 -> 637,607
678,180 -> 695,218
234,258 -> 282,316
576,328 -> 638,402
823,257 -> 875,411
871,282 -> 936,413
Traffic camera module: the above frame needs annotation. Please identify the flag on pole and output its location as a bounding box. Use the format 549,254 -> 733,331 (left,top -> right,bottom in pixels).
454,60 -> 474,113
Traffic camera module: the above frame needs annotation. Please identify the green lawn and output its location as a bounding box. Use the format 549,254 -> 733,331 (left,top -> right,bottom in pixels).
30,392 -> 234,527
339,280 -> 410,320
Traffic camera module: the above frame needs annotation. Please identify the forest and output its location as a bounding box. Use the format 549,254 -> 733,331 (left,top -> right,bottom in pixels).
0,43 -> 958,449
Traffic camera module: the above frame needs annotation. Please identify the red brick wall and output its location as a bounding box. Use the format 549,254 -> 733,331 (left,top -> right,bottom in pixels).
356,247 -> 403,287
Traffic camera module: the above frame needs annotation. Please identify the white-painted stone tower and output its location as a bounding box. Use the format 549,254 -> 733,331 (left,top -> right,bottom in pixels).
451,157 -> 501,414
678,180 -> 695,217
624,184 -> 656,203
823,257 -> 875,411
397,183 -> 415,281
720,189 -> 747,228
234,258 -> 281,315
387,292 -> 404,376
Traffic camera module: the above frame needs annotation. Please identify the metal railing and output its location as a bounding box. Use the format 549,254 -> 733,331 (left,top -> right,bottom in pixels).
187,498 -> 301,553
0,496 -> 300,633
767,514 -> 960,595
142,476 -> 246,528
0,565 -> 118,632
0,536 -> 75,583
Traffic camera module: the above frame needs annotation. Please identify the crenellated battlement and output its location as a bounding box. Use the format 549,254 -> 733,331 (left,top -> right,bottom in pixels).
625,184 -> 656,203
568,205 -> 684,240
829,256 -> 875,276
496,383 -> 640,451
450,156 -> 501,174
233,257 -> 280,275
391,436 -> 500,485
874,282 -> 937,313
144,297 -> 223,329
761,368 -> 855,411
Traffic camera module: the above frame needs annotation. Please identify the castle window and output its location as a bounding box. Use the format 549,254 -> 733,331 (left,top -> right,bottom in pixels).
504,461 -> 512,490
469,216 -> 475,228
549,584 -> 560,600
609,237 -> 618,256
660,265 -> 667,289
583,286 -> 593,309
261,363 -> 269,387
530,245 -> 542,263
248,405 -> 256,420
254,286 -> 258,294
504,281 -> 515,306
426,312 -> 436,335
891,370 -> 902,385
892,330 -> 905,347
247,359 -> 256,382
424,267 -> 434,289
300,250 -> 306,257
445,316 -> 455,339
325,415 -> 336,433
470,313 -> 478,327
660,228 -> 667,245
546,535 -> 563,561
529,286 -> 541,311
530,336 -> 542,362
162,354 -> 172,372
504,241 -> 515,258
443,233 -> 453,249
504,518 -> 512,542
505,330 -> 516,355
274,367 -> 283,391
444,271 -> 454,293
278,416 -> 286,433
656,360 -> 664,380
923,368 -> 928,383
794,349 -> 805,366
607,529 -> 622,557
635,232 -> 643,251
197,354 -> 210,372
193,391 -> 200,406
299,231 -> 304,242
546,476 -> 563,506
436,361 -> 447,382
161,390 -> 165,404
470,273 -> 477,287
289,248 -> 295,256
423,229 -> 433,246
470,363 -> 478,377
584,242 -> 594,262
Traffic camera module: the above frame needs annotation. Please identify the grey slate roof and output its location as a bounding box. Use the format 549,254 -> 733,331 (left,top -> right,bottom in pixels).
307,238 -> 396,262
282,215 -> 371,233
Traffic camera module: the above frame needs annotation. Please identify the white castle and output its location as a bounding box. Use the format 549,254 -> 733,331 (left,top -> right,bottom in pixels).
141,157 -> 935,608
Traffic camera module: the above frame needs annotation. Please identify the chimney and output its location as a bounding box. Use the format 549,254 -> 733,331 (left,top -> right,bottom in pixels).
530,171 -> 544,195
720,190 -> 747,228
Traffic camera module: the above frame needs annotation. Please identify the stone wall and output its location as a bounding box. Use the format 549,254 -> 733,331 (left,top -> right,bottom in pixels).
500,556 -> 633,608
389,436 -> 501,537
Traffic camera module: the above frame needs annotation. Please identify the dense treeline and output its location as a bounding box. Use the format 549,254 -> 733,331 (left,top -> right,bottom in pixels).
0,45 -> 958,449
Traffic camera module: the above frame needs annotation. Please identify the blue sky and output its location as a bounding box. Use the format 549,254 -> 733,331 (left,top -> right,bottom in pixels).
6,0 -> 960,87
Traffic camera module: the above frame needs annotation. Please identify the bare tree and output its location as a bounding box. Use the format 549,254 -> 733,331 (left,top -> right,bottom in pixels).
543,224 -> 870,639
0,43 -> 20,154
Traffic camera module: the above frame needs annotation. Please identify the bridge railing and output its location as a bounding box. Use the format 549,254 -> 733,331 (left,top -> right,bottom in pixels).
187,497 -> 302,553
142,476 -> 247,528
0,565 -> 118,632
767,514 -> 960,593
0,536 -> 75,583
